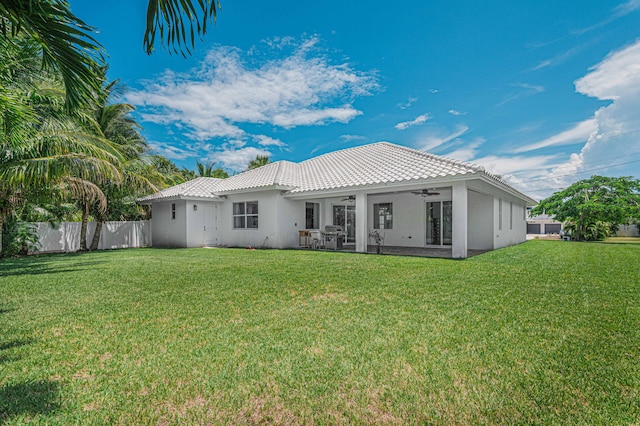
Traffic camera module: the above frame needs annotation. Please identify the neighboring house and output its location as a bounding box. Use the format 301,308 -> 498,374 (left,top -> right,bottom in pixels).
526,209 -> 563,235
139,142 -> 537,258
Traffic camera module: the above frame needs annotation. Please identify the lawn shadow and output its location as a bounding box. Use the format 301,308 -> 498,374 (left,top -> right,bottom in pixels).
0,380 -> 61,422
0,338 -> 36,365
0,253 -> 106,278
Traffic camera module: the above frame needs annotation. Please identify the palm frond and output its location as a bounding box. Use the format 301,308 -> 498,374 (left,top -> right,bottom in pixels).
0,0 -> 106,111
143,0 -> 219,56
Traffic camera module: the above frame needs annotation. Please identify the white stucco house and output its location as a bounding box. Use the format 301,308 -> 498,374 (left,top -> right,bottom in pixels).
138,142 -> 537,258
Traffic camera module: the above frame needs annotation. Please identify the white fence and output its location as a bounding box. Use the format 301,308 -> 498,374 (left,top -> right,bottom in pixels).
33,220 -> 151,253
617,224 -> 639,237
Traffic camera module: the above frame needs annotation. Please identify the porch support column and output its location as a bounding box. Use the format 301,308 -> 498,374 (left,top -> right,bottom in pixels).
452,181 -> 468,259
355,193 -> 368,253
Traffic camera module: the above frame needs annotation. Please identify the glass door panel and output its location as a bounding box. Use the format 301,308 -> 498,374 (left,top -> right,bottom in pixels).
443,201 -> 452,246
346,205 -> 356,244
426,202 -> 441,245
333,205 -> 356,244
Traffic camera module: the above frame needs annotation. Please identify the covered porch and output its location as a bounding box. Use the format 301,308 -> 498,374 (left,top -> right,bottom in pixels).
290,180 -> 496,259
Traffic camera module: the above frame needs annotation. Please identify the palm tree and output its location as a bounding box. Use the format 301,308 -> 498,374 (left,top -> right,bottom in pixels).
247,155 -> 271,170
2,0 -> 222,110
143,0 -> 219,56
196,161 -> 229,178
0,39 -> 120,255
83,80 -> 165,251
0,0 -> 105,111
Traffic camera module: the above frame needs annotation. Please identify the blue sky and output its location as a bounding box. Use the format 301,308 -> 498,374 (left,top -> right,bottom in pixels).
72,0 -> 640,199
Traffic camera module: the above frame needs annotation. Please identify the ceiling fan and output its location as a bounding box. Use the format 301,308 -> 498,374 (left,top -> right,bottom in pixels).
341,195 -> 356,201
411,189 -> 440,196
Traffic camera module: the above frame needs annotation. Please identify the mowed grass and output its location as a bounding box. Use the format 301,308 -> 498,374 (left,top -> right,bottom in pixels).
1,240 -> 639,424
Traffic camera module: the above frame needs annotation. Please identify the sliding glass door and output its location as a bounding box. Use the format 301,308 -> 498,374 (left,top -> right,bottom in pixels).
333,205 -> 356,244
426,201 -> 452,246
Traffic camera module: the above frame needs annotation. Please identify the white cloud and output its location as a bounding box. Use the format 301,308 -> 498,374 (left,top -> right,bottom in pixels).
340,134 -> 367,142
554,40 -> 640,178
573,0 -> 640,35
398,96 -> 418,109
530,42 -> 592,71
505,40 -> 640,199
254,135 -> 285,147
448,109 -> 466,116
208,146 -> 272,171
126,37 -> 377,143
574,40 -> 640,100
417,124 -> 469,151
496,83 -> 545,107
444,137 -> 485,162
395,113 -> 431,130
149,141 -> 197,160
513,119 -> 597,153
614,0 -> 640,16
474,154 -> 557,177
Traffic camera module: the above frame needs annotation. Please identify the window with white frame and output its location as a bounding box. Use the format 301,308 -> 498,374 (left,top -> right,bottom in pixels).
373,203 -> 393,229
498,198 -> 503,230
233,201 -> 258,229
305,202 -> 320,229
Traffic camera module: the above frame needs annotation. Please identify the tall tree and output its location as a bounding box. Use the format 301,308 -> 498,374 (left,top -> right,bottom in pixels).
247,155 -> 271,170
196,161 -> 229,178
0,38 -> 120,255
0,0 -> 105,111
531,175 -> 640,241
83,80 -> 163,251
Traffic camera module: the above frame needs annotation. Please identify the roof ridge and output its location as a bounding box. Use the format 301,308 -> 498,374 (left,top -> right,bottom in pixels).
299,141 -> 389,164
383,142 -> 484,172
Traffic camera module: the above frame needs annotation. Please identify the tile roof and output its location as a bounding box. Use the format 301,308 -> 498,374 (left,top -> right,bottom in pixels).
138,177 -> 223,202
214,161 -> 299,192
139,142 -> 524,201
292,142 -> 492,193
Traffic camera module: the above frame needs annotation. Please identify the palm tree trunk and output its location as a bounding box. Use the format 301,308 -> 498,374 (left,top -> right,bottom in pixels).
79,202 -> 89,251
89,218 -> 104,251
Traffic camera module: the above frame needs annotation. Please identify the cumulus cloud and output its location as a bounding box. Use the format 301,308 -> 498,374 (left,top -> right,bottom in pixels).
395,113 -> 431,130
504,40 -> 640,199
207,146 -> 272,171
149,141 -> 197,160
254,135 -> 285,147
126,37 -> 377,168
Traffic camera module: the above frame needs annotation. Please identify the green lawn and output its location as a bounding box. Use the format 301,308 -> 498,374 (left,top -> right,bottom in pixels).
1,240 -> 639,424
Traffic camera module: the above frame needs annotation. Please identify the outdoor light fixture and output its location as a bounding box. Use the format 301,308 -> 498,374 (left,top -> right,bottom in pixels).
193,204 -> 198,211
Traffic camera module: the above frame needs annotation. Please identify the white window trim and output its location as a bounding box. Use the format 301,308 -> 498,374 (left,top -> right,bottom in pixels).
233,201 -> 259,229
373,202 -> 393,230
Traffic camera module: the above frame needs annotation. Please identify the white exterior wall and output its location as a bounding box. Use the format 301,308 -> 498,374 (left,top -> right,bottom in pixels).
367,192 -> 435,247
467,190 -> 493,250
151,200 -> 187,247
276,196 -> 306,248
217,190 -> 282,249
493,197 -> 527,249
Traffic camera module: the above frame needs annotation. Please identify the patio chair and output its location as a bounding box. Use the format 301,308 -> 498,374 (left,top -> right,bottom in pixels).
310,230 -> 324,249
